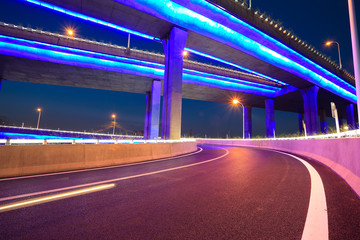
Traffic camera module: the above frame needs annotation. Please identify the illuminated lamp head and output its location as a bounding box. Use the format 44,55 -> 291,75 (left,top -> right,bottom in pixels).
325,41 -> 332,46
232,99 -> 240,105
67,29 -> 74,36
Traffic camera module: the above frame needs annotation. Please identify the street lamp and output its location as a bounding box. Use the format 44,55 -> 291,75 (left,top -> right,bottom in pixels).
232,99 -> 245,139
325,41 -> 342,69
183,50 -> 188,57
36,108 -> 42,129
66,28 -> 75,36
111,114 -> 116,135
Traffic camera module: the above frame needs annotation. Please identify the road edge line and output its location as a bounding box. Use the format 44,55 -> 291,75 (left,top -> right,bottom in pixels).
271,150 -> 328,240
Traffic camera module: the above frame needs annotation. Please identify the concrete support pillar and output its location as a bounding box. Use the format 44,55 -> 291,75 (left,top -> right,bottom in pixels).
319,109 -> 327,134
243,106 -> 252,139
346,104 -> 356,130
161,27 -> 188,139
265,99 -> 275,138
300,86 -> 319,135
339,118 -> 344,129
298,113 -> 303,135
144,80 -> 161,139
348,0 -> 360,129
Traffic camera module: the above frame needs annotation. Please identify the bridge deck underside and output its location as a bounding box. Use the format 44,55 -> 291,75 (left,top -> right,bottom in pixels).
0,55 -> 352,119
40,0 -> 354,87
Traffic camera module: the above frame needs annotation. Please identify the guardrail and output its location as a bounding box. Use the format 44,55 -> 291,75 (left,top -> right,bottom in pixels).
0,125 -> 142,139
0,138 -> 196,145
198,129 -> 360,141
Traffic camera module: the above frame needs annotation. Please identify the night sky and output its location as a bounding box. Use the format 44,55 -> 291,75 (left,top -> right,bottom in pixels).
0,0 -> 359,138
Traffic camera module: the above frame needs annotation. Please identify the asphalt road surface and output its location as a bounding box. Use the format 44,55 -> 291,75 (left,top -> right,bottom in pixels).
0,145 -> 359,239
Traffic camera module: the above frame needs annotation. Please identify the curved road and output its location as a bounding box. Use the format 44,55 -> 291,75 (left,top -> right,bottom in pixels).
0,145 -> 359,239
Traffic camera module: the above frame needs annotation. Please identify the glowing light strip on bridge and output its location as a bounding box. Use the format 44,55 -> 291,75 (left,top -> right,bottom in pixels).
184,48 -> 287,86
115,0 -> 356,103
192,0 -> 355,91
0,35 -> 279,92
0,35 -> 279,96
23,0 -> 159,41
22,0 -> 287,87
22,0 -> 357,103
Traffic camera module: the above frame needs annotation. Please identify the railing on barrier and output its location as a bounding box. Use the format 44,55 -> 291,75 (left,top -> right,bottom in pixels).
0,138 -> 196,145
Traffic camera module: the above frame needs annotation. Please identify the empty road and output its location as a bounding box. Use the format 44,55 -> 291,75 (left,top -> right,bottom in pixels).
0,145 -> 359,239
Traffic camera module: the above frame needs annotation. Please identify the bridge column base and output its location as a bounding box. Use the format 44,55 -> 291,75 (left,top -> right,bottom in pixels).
346,104 -> 356,130
300,86 -> 319,135
298,113 -> 304,135
265,99 -> 275,138
161,27 -> 188,140
144,80 -> 161,139
243,106 -> 252,139
320,109 -> 327,134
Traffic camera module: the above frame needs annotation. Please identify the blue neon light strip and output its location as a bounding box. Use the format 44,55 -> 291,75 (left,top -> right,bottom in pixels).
1,35 -> 164,70
183,68 -> 280,91
24,0 -> 356,102
23,0 -> 159,41
0,34 -> 277,91
113,0 -> 356,102
191,0 -> 355,91
0,35 -> 278,96
184,48 -> 287,86
22,0 -> 288,87
0,132 -> 86,140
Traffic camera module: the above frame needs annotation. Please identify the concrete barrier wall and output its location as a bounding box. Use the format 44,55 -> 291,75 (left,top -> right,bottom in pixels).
0,142 -> 197,178
197,138 -> 360,197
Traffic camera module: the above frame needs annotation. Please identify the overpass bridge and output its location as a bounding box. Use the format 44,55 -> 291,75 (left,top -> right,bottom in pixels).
0,0 -> 358,139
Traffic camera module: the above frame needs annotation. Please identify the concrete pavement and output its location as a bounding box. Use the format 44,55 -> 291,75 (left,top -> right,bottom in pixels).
0,145 -> 359,239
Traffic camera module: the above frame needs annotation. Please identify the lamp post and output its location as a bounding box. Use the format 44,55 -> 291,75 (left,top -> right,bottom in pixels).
112,114 -> 116,135
232,99 -> 245,139
36,108 -> 42,129
347,0 -> 360,129
325,41 -> 343,69
127,33 -> 131,49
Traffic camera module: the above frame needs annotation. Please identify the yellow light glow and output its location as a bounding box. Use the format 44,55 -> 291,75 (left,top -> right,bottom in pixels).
67,29 -> 74,36
0,184 -> 115,213
37,108 -> 42,112
325,41 -> 332,46
232,99 -> 240,105
183,51 -> 188,57
112,114 -> 116,119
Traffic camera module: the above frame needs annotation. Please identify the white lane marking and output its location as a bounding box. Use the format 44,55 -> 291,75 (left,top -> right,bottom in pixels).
271,150 -> 328,240
0,147 -> 203,182
0,148 -> 229,203
0,184 -> 115,213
